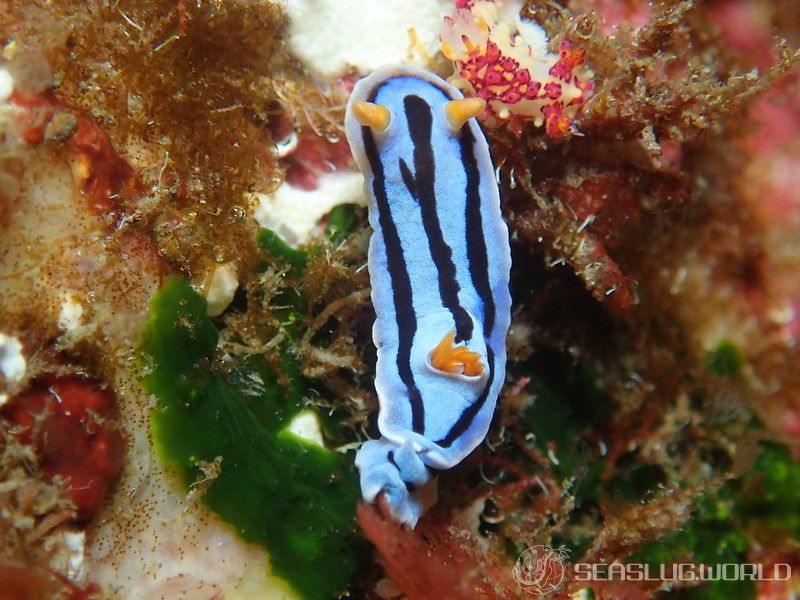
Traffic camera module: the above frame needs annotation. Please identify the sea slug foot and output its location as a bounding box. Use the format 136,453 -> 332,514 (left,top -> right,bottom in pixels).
355,438 -> 436,528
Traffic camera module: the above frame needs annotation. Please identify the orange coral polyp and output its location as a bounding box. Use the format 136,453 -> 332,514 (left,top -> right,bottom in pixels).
430,331 -> 485,377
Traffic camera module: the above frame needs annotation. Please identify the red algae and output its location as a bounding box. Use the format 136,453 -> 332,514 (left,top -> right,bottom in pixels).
556,174 -> 640,240
9,91 -> 137,215
0,562 -> 62,600
709,0 -> 778,71
357,501 -> 522,600
580,0 -> 651,34
9,91 -> 54,144
0,563 -> 100,600
2,375 -> 125,522
68,112 -> 136,214
283,133 -> 352,192
53,572 -> 101,600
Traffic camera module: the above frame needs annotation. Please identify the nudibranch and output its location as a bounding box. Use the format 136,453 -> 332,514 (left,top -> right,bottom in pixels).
345,65 -> 511,527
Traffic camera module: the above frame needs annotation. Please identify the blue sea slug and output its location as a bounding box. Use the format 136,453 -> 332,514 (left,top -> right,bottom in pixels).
345,65 -> 512,527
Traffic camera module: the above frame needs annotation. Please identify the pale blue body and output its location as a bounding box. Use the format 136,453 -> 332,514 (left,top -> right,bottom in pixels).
345,66 -> 511,527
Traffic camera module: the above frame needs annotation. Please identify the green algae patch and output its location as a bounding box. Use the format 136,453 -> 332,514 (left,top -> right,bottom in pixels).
739,442 -> 800,543
258,227 -> 307,276
139,277 -> 366,600
325,204 -> 363,245
631,487 -> 753,600
629,442 -> 800,600
520,351 -> 612,503
705,340 -> 744,378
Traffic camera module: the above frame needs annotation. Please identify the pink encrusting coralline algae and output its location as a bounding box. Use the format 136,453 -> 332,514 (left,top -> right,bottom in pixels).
440,0 -> 594,136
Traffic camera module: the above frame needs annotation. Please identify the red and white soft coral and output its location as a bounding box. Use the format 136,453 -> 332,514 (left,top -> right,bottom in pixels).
440,0 -> 594,136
